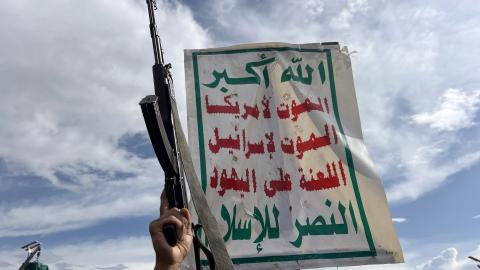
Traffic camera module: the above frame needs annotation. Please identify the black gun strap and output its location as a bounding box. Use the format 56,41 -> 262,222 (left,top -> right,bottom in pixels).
170,95 -> 235,270
193,224 -> 215,270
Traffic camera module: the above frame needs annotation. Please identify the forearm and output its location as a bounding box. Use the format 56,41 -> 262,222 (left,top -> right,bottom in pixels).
154,262 -> 181,270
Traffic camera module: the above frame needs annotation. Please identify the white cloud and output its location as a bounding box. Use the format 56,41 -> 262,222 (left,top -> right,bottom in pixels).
387,149 -> 480,202
0,0 -> 210,190
317,244 -> 480,270
0,261 -> 13,268
302,0 -> 325,17
417,248 -> 459,269
411,89 -> 480,131
0,159 -> 171,238
0,237 -> 156,270
348,0 -> 369,13
473,214 -> 480,219
329,9 -> 353,30
47,237 -> 155,270
419,245 -> 480,270
392,218 -> 407,223
0,161 -> 161,237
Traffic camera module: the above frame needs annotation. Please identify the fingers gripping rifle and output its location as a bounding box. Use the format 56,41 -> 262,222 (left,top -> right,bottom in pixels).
139,1 -> 231,269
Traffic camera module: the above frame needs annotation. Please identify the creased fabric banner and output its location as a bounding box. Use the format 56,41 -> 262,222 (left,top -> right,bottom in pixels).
184,42 -> 403,269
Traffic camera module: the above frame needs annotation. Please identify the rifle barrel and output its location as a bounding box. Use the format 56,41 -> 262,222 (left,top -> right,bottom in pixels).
146,0 -> 163,65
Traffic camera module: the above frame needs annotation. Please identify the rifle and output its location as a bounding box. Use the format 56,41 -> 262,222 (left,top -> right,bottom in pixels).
139,1 -> 228,269
140,0 -> 187,247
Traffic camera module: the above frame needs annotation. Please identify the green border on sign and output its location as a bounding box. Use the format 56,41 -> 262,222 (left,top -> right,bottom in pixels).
192,47 -> 376,265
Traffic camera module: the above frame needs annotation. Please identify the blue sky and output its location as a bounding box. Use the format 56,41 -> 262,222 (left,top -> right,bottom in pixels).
0,0 -> 479,269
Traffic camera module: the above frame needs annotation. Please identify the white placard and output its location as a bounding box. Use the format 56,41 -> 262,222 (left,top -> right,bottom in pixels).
184,42 -> 403,269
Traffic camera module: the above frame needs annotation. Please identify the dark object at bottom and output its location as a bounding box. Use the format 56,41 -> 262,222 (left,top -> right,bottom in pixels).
25,262 -> 48,270
193,224 -> 215,270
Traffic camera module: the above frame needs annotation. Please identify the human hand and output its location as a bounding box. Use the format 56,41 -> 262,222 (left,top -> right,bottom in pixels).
149,191 -> 193,270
